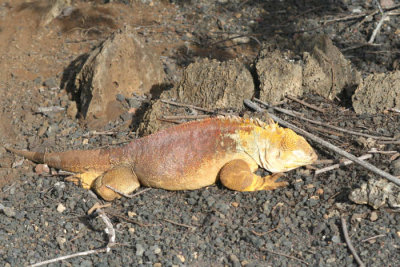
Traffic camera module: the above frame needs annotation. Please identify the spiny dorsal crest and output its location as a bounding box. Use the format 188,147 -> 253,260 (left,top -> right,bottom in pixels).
215,115 -> 276,129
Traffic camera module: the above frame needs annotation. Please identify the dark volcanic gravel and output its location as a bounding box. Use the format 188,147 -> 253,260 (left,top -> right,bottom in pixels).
1,0 -> 400,266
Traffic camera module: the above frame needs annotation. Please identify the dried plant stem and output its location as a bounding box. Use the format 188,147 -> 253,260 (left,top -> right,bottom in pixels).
315,154 -> 372,175
368,13 -> 388,43
260,248 -> 309,265
341,217 -> 366,267
253,98 -> 394,141
285,95 -> 325,113
30,208 -> 115,267
162,114 -> 210,120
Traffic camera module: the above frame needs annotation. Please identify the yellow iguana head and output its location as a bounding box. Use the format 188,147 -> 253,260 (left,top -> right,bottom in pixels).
260,125 -> 318,173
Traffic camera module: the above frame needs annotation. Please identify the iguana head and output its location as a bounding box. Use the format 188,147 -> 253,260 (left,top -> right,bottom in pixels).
260,126 -> 318,173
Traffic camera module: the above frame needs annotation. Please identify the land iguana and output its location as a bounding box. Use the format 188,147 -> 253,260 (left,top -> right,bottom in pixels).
6,116 -> 318,201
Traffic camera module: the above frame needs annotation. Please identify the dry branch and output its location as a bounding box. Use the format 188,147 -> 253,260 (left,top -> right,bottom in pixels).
253,98 -> 394,140
315,154 -> 372,175
341,217 -> 366,267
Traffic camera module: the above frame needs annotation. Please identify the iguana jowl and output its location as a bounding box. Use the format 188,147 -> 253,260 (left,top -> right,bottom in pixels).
7,116 -> 318,201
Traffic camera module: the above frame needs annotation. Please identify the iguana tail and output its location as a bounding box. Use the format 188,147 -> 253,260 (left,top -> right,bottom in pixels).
6,147 -> 116,172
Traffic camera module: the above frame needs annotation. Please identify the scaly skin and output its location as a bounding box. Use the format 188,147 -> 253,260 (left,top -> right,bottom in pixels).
6,116 -> 318,201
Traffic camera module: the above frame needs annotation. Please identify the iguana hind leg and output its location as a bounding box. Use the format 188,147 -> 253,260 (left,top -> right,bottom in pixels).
93,165 -> 140,201
65,171 -> 104,189
219,159 -> 288,191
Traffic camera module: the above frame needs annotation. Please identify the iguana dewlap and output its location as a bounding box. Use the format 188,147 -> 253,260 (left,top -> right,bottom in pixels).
7,117 -> 317,201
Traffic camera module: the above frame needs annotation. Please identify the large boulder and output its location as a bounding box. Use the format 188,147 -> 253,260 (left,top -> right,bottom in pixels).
302,35 -> 361,100
256,48 -> 303,104
352,71 -> 400,114
74,26 -> 165,128
174,58 -> 254,110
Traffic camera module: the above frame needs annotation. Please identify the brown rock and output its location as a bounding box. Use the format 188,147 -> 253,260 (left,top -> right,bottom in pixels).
256,48 -> 303,104
74,26 -> 165,128
41,0 -> 71,26
137,99 -> 172,136
66,101 -> 78,119
352,71 -> 400,114
349,178 -> 400,209
35,164 -> 50,175
302,35 -> 361,100
175,58 -> 254,110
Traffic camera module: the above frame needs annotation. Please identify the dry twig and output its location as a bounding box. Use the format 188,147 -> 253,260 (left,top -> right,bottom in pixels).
341,217 -> 366,267
387,108 -> 400,113
315,154 -> 372,175
368,13 -> 388,43
105,185 -> 151,199
162,114 -> 210,120
341,42 -> 382,52
157,117 -> 182,124
260,248 -> 309,265
30,208 -> 115,267
374,0 -> 384,15
106,211 -> 150,227
251,227 -> 278,236
161,99 -> 231,116
253,98 -> 394,140
244,99 -> 400,187
361,234 -> 386,243
37,106 -> 65,113
161,99 -> 213,113
305,124 -> 344,137
378,140 -> 400,145
285,95 -> 325,113
163,218 -> 196,229
323,12 -> 375,23
368,149 -> 399,155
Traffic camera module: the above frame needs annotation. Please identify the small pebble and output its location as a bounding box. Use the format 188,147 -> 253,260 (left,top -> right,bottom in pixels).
120,112 -> 132,122
57,203 -> 66,213
43,78 -> 58,88
331,235 -> 341,243
370,211 -> 379,222
231,202 -> 239,208
229,254 -> 241,267
0,204 -> 16,217
35,164 -> 50,175
116,94 -> 125,102
56,236 -> 66,250
128,211 -> 137,217
136,243 -> 145,256
175,254 -> 185,263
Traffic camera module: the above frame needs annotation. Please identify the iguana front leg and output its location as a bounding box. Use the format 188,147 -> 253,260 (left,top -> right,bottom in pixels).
219,159 -> 288,191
